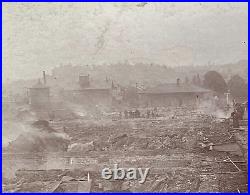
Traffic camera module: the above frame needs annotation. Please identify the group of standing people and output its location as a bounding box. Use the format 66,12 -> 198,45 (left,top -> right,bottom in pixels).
121,108 -> 159,119
146,109 -> 159,118
123,109 -> 141,119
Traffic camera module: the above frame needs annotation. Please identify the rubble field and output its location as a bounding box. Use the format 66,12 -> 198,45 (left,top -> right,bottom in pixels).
2,107 -> 248,192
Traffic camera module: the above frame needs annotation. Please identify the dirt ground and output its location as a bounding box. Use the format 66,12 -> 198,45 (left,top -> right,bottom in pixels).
2,107 -> 248,192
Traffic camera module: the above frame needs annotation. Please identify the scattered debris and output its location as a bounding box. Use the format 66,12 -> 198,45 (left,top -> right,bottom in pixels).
68,141 -> 95,153
212,143 -> 243,156
3,107 -> 248,192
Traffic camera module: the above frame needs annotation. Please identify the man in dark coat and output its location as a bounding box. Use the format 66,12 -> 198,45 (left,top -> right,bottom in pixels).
231,110 -> 239,128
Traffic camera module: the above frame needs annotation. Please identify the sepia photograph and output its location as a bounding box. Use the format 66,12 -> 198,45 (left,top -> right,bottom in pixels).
2,2 -> 248,192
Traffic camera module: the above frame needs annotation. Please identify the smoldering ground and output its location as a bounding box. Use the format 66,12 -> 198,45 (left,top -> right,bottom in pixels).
197,96 -> 232,119
3,118 -> 71,179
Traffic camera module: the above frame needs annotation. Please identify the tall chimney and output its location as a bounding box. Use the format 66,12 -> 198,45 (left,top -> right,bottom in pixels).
177,78 -> 180,86
43,71 -> 46,85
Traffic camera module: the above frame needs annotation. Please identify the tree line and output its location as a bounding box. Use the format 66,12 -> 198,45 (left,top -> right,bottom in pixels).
188,71 -> 248,100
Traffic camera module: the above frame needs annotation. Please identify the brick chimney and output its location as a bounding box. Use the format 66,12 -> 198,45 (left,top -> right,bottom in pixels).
43,71 -> 46,85
177,78 -> 180,86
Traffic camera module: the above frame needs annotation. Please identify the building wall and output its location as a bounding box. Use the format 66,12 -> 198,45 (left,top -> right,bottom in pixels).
139,92 -> 207,107
79,75 -> 90,88
64,89 -> 112,107
29,88 -> 50,109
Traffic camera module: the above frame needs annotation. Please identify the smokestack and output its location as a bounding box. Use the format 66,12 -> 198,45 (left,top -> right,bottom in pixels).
43,71 -> 46,85
177,78 -> 180,86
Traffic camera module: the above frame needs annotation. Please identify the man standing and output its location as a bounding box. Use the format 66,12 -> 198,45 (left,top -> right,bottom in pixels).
231,109 -> 239,128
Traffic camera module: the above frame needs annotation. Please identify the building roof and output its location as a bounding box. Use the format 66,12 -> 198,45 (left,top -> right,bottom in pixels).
138,83 -> 211,94
64,80 -> 113,91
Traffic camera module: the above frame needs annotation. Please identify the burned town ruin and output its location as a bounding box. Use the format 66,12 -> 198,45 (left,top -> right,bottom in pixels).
2,2 -> 248,193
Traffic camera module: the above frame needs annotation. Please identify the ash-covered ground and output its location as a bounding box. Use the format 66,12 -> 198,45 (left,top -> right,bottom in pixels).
2,106 -> 248,192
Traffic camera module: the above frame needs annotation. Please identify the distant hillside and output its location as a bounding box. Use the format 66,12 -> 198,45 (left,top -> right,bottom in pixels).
50,60 -> 248,87
4,60 -> 248,97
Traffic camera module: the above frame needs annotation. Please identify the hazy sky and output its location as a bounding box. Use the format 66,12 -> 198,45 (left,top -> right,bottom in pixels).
3,2 -> 248,81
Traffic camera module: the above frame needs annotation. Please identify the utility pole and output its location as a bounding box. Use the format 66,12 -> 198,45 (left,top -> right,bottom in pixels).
224,90 -> 230,106
224,90 -> 231,111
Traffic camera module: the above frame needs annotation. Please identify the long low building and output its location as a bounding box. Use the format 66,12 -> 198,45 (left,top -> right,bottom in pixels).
138,80 -> 212,107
